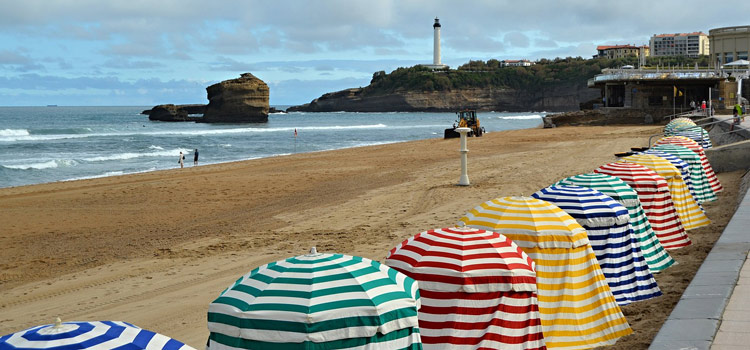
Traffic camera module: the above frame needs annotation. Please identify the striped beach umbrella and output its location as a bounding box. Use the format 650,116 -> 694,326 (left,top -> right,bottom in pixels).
663,119 -> 696,133
665,125 -> 712,149
385,226 -> 546,350
0,319 -> 194,350
651,144 -> 717,203
653,136 -> 722,193
459,197 -> 632,350
555,173 -> 674,273
595,162 -> 691,250
619,154 -> 710,230
638,150 -> 695,199
207,249 -> 422,350
531,186 -> 661,306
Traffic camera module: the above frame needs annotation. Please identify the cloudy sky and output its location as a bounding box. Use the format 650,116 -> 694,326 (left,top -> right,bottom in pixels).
1,0 -> 747,106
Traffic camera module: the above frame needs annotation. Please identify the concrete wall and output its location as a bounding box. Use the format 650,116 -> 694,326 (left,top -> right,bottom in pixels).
706,117 -> 750,172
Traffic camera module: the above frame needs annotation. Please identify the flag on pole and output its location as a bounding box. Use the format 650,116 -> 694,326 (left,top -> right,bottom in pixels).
294,128 -> 298,137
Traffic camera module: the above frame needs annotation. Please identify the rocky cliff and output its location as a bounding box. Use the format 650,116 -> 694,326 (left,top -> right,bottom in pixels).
288,83 -> 599,112
202,73 -> 269,123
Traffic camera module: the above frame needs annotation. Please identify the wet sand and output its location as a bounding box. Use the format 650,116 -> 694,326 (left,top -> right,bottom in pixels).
0,125 -> 741,348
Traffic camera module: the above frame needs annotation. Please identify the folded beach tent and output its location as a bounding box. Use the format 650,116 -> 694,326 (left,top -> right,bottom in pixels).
637,150 -> 695,200
653,136 -> 722,194
650,144 -> 717,203
665,125 -> 712,149
595,162 -> 690,250
663,118 -> 696,134
618,154 -> 710,230
0,319 -> 195,350
207,249 -> 423,350
459,196 -> 632,350
554,173 -> 674,273
531,185 -> 661,306
385,226 -> 546,350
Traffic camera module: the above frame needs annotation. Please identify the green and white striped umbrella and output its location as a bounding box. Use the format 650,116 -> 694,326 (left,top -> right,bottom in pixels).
555,173 -> 675,273
208,248 -> 422,350
651,144 -> 717,203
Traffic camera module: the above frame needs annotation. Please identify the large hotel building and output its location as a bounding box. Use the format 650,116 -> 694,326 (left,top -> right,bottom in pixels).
649,32 -> 709,57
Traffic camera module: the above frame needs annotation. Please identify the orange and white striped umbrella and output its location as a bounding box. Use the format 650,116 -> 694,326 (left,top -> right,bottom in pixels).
653,136 -> 722,194
595,162 -> 690,250
460,197 -> 631,350
619,154 -> 710,230
385,227 -> 546,350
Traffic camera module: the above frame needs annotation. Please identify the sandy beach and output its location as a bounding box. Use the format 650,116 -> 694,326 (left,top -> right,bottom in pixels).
0,124 -> 742,349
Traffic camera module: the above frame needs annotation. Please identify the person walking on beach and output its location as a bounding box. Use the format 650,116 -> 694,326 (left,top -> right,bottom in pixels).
193,149 -> 199,166
178,151 -> 184,168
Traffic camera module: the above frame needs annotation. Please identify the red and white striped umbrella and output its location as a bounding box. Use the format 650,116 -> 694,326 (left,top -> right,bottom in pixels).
385,226 -> 546,350
652,136 -> 722,194
595,162 -> 691,250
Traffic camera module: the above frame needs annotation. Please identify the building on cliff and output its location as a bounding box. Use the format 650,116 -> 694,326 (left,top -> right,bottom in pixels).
420,18 -> 449,70
594,45 -> 650,60
649,32 -> 709,58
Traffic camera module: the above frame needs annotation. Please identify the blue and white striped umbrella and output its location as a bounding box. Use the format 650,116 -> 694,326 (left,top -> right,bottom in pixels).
638,150 -> 696,201
532,185 -> 661,306
0,319 -> 194,350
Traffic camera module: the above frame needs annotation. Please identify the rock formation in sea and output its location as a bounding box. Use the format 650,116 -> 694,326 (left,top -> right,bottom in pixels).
201,73 -> 269,123
142,73 -> 269,123
143,104 -> 206,122
287,83 -> 599,113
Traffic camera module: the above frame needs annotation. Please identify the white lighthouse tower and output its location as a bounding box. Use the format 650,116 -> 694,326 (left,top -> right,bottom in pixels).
422,17 -> 448,70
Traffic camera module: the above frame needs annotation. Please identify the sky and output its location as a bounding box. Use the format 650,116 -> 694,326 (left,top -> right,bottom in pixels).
1,0 -> 749,107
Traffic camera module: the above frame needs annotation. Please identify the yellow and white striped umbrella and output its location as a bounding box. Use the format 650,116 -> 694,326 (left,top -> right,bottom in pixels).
459,196 -> 632,350
619,154 -> 710,230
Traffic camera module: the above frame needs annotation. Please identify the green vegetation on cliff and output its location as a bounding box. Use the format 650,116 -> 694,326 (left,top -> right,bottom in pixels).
362,56 -> 710,96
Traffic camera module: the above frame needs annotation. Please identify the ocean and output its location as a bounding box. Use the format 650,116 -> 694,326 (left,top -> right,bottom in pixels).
0,106 -> 545,188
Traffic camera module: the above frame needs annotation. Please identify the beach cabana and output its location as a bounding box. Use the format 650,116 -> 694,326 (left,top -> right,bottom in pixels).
207,249 -> 423,350
653,136 -> 723,194
0,319 -> 195,350
385,226 -> 546,350
638,149 -> 695,198
555,173 -> 674,273
459,196 -> 632,350
665,125 -> 712,149
595,162 -> 691,250
664,119 -> 696,134
651,144 -> 717,203
531,185 -> 661,306
619,154 -> 710,230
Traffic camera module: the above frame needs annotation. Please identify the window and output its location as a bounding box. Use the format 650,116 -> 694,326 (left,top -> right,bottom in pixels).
725,52 -> 734,63
739,52 -> 749,61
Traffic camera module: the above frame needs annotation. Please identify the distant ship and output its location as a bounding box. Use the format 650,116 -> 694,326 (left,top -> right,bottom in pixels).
46,104 -> 58,107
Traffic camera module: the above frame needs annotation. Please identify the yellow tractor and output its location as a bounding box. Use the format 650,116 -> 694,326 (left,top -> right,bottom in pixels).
444,109 -> 483,138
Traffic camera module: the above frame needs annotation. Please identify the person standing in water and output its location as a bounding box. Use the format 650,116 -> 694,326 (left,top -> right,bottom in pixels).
178,151 -> 184,168
193,149 -> 199,166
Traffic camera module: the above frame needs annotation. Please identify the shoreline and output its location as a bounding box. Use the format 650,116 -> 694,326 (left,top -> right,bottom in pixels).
0,124 -> 741,348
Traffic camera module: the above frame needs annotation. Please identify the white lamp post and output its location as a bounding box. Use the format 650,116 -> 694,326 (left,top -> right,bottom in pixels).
456,127 -> 471,186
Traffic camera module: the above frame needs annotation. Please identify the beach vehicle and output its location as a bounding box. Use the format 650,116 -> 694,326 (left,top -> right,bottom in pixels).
444,109 -> 483,138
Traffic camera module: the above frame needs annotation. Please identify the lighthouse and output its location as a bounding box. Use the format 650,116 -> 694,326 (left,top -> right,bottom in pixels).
422,17 -> 448,70
433,17 -> 442,66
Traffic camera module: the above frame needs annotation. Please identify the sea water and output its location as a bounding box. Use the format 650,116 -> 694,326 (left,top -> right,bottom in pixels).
0,106 -> 545,188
